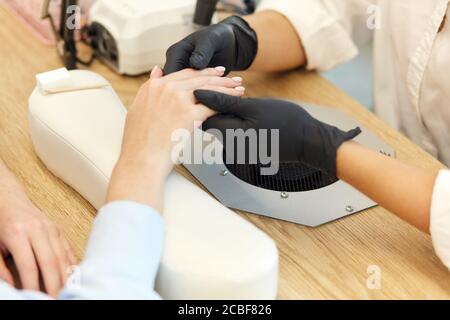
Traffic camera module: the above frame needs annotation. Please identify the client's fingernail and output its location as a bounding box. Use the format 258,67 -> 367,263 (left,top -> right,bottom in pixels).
232,77 -> 243,83
235,86 -> 246,92
215,66 -> 226,73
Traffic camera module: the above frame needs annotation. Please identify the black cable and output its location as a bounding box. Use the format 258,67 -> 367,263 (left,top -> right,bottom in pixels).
43,0 -> 95,68
77,25 -> 96,66
59,0 -> 78,69
194,0 -> 219,26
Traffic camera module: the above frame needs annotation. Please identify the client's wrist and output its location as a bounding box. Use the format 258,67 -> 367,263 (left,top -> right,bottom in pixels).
106,155 -> 170,210
117,152 -> 171,178
0,183 -> 32,212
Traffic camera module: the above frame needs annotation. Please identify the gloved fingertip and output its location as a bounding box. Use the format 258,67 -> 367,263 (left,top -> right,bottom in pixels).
201,117 -> 221,132
347,127 -> 362,139
201,120 -> 212,131
354,127 -> 362,135
195,90 -> 242,115
194,89 -> 212,102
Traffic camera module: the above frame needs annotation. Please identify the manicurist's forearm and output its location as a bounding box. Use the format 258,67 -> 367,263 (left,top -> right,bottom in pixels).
244,10 -> 306,71
336,142 -> 438,233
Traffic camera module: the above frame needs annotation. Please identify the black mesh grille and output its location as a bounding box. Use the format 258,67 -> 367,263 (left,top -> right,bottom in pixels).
224,160 -> 338,193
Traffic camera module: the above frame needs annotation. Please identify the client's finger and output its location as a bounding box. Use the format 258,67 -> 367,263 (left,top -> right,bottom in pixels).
47,227 -> 71,284
199,85 -> 245,97
174,76 -> 243,91
162,67 -> 226,82
7,236 -> 39,292
60,235 -> 78,267
0,255 -> 14,286
30,229 -> 62,298
201,76 -> 243,88
150,66 -> 164,79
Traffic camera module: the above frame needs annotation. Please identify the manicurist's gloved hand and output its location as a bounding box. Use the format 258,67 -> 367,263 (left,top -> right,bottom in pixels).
164,16 -> 258,75
195,91 -> 362,177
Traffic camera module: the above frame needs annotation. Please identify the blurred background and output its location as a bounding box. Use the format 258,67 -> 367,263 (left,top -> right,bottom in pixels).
0,0 -> 374,109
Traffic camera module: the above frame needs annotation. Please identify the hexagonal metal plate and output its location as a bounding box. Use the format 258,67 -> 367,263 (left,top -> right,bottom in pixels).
183,102 -> 395,227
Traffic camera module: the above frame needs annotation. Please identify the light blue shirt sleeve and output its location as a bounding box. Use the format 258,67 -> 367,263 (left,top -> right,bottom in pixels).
0,201 -> 165,300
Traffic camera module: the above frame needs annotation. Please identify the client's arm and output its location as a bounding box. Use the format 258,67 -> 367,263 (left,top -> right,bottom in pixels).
0,67 -> 243,300
58,67 -> 244,299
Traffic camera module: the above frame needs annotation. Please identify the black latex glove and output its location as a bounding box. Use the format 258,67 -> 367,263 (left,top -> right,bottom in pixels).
164,16 -> 258,75
194,90 -> 362,177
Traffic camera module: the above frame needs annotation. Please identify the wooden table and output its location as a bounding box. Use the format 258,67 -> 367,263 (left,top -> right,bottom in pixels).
1,5 -> 449,300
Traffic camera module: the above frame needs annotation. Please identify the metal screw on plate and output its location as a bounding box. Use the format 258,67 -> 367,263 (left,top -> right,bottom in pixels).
280,192 -> 289,199
220,170 -> 229,177
345,205 -> 355,213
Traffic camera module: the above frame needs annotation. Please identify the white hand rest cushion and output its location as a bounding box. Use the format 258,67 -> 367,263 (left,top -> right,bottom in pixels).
28,70 -> 278,299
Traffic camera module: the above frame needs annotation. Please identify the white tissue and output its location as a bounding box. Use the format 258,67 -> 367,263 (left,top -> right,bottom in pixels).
36,68 -> 72,94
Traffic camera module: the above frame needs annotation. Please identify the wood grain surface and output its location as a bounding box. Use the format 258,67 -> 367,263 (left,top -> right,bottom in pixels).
0,4 -> 449,299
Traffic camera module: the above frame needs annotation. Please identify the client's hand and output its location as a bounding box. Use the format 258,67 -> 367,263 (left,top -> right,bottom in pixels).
0,161 -> 77,298
107,67 -> 245,210
194,91 -> 361,177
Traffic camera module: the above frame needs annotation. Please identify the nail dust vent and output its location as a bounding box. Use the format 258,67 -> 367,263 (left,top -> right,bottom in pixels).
223,161 -> 338,193
183,102 -> 395,227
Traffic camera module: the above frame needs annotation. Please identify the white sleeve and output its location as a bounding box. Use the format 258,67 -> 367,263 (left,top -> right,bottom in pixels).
257,0 -> 376,71
59,201 -> 165,300
0,282 -> 51,300
430,170 -> 450,271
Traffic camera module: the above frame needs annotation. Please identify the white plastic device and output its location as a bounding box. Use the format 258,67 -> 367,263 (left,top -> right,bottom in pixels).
28,70 -> 278,299
89,0 -> 209,75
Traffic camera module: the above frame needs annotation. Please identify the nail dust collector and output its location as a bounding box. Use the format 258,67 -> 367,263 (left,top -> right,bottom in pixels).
184,105 -> 395,227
